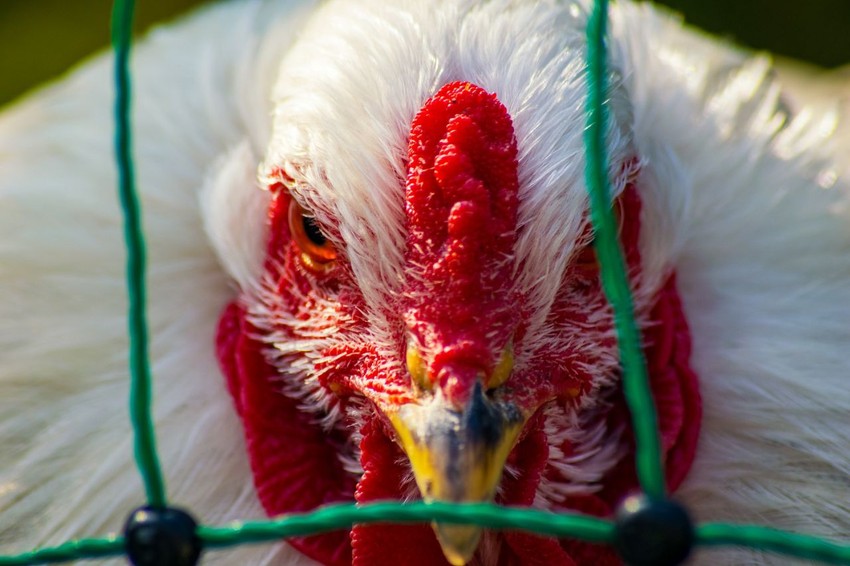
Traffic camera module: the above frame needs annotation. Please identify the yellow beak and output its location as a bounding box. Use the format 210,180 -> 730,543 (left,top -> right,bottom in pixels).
390,382 -> 525,565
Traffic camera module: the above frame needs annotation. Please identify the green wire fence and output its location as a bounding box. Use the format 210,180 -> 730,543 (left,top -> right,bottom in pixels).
1,0 -> 849,564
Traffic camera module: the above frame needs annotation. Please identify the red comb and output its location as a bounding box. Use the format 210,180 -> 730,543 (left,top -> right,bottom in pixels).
403,81 -> 520,403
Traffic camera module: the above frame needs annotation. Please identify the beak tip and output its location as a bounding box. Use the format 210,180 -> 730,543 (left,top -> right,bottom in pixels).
435,523 -> 483,566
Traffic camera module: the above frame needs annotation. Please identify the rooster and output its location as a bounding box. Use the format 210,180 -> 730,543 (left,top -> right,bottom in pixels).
0,1 -> 848,565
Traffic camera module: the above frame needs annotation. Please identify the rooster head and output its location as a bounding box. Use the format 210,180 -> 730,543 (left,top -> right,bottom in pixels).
216,2 -> 700,565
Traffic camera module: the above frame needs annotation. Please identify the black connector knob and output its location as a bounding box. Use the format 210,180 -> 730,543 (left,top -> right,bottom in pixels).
613,495 -> 694,566
124,506 -> 202,566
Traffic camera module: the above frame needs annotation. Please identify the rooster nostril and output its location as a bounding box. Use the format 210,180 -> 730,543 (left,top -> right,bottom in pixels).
406,343 -> 433,393
488,345 -> 513,390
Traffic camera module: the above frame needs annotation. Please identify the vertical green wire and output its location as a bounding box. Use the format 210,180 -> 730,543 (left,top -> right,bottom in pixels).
111,0 -> 167,508
583,0 -> 666,498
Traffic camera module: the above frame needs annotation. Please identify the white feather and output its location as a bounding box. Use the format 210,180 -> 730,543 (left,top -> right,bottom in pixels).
201,140 -> 270,291
0,1 -> 317,564
0,1 -> 848,565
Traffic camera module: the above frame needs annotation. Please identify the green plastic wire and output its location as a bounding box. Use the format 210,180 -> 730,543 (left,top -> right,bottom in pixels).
0,537 -> 124,566
2,0 -> 850,565
111,0 -> 167,507
198,502 -> 615,549
4,508 -> 850,566
4,506 -> 850,565
697,524 -> 850,564
583,0 -> 665,500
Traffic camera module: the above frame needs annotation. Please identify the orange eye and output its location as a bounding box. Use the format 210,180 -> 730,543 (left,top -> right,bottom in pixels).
288,199 -> 337,271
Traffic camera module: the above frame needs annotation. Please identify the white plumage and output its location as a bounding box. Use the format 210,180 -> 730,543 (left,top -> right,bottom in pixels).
0,1 -> 848,565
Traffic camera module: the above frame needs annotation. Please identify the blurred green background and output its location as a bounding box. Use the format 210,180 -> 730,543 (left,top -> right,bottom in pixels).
1,0 -> 848,106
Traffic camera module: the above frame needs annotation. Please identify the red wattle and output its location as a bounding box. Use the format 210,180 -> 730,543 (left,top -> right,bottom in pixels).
351,418 -> 449,566
599,273 -> 702,505
216,302 -> 354,566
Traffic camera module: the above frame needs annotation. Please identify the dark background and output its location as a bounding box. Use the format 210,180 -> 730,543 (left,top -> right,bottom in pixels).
1,0 -> 849,106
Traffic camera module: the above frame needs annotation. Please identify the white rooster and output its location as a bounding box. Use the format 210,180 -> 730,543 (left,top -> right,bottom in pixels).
0,1 -> 848,565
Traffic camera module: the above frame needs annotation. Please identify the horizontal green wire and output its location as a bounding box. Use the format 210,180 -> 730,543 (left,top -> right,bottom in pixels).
583,0 -> 665,497
198,502 -> 615,549
698,523 -> 850,565
4,507 -> 850,565
111,0 -> 167,507
0,537 -> 124,566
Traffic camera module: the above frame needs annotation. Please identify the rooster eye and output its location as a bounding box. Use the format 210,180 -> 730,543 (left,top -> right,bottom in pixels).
288,199 -> 337,270
302,216 -> 327,247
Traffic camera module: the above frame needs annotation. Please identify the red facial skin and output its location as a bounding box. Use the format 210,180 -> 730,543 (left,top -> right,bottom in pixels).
216,82 -> 701,565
